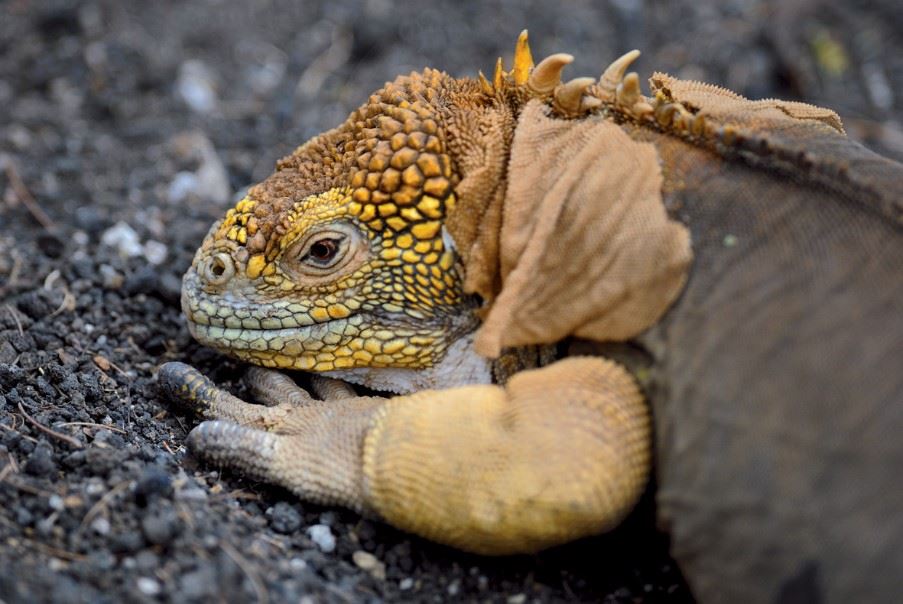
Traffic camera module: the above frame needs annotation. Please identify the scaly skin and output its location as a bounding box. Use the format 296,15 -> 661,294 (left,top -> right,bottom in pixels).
160,31 -> 903,602
163,31 -> 674,554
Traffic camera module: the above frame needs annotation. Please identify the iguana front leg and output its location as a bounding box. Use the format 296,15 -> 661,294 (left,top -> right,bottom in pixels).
159,357 -> 650,554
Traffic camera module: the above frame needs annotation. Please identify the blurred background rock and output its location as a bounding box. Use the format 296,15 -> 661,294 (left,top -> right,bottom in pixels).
3,0 -> 900,212
2,0 -> 901,232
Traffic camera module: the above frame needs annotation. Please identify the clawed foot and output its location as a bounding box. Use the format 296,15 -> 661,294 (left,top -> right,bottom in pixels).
157,362 -> 380,510
158,357 -> 652,555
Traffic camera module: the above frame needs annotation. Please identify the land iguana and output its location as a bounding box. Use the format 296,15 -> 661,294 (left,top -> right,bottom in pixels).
158,31 -> 903,603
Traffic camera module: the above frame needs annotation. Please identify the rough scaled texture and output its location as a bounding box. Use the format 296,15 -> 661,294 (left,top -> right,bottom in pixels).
363,357 -> 650,554
163,27 -> 903,604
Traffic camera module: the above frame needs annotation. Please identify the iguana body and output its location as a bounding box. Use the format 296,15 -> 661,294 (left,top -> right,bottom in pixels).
159,32 -> 903,602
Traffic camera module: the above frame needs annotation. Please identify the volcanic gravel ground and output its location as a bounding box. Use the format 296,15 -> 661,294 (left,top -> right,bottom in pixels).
1,1 -> 900,602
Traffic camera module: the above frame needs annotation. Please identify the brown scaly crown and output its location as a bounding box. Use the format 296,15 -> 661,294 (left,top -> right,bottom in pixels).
208,67 -> 481,312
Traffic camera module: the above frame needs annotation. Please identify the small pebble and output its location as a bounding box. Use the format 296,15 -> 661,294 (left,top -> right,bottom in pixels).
399,578 -> 413,591
99,264 -> 123,289
141,508 -> 179,546
74,206 -> 107,236
352,550 -> 386,581
90,516 -> 110,536
318,511 -> 337,526
15,507 -> 33,526
508,595 -> 527,604
0,341 -> 16,364
25,444 -> 57,477
89,550 -> 116,571
167,132 -> 230,203
175,485 -> 208,503
7,124 -> 32,149
159,272 -> 183,304
37,233 -> 65,258
124,265 -> 159,296
143,240 -> 168,265
111,531 -> 144,554
306,524 -> 336,553
241,41 -> 286,95
863,63 -> 893,110
134,550 -> 160,572
48,558 -> 66,572
168,172 -> 199,204
266,502 -> 301,534
176,60 -> 218,114
36,514 -> 57,537
134,466 -> 173,503
136,577 -> 161,596
101,221 -> 143,258
179,567 -> 216,600
72,230 -> 89,247
84,479 -> 106,496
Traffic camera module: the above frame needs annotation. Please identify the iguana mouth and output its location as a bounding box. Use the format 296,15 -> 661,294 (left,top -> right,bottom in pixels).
181,268 -> 331,330
180,266 -> 467,372
187,320 -> 365,370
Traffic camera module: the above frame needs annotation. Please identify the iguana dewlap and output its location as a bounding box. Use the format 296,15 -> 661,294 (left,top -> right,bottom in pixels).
159,32 -> 903,603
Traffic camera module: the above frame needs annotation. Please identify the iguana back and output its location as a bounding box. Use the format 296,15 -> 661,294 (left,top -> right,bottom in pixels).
641,112 -> 903,601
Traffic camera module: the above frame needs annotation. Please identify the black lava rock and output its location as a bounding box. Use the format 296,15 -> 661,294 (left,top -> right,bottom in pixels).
36,233 -> 65,259
124,265 -> 159,297
24,443 -> 57,477
15,289 -> 64,321
84,446 -> 124,477
141,505 -> 180,546
134,466 -> 173,505
266,501 -> 302,534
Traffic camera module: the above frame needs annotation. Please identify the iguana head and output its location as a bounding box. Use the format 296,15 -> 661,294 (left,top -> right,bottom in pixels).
183,66 -> 483,378
181,31 -> 682,389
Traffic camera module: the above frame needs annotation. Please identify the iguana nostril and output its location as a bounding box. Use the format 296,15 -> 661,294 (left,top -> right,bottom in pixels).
202,253 -> 235,286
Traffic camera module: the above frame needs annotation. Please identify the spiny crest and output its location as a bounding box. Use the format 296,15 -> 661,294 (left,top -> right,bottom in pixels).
481,30 -> 722,135
480,30 -> 648,119
511,29 -> 534,84
487,30 -> 843,149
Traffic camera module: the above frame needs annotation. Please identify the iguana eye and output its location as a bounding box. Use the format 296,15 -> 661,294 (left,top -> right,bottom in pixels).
279,221 -> 369,284
303,237 -> 344,267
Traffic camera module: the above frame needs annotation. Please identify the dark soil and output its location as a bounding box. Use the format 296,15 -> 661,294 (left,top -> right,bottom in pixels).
1,1 -> 900,602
